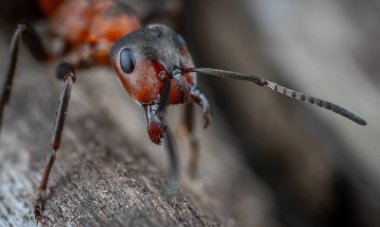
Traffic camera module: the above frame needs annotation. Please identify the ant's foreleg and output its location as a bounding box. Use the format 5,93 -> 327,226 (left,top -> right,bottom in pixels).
183,86 -> 212,178
164,126 -> 179,187
0,23 -> 48,131
34,63 -> 76,222
190,85 -> 213,129
180,103 -> 200,179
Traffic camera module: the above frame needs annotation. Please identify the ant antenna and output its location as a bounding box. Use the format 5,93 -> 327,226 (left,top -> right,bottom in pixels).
185,67 -> 367,126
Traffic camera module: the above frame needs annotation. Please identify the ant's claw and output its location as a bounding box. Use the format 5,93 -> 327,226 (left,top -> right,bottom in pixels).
34,205 -> 43,223
34,197 -> 45,223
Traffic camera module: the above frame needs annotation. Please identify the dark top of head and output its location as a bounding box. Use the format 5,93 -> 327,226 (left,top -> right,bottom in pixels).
110,24 -> 186,72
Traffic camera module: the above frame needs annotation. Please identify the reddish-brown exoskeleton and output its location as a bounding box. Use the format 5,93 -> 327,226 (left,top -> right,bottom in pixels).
0,0 -> 366,222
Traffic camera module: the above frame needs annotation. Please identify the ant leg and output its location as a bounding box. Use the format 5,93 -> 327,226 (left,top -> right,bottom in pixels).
190,85 -> 213,129
181,103 -> 200,178
180,86 -> 211,178
143,104 -> 179,186
164,125 -> 179,187
34,63 -> 76,222
0,23 -> 48,132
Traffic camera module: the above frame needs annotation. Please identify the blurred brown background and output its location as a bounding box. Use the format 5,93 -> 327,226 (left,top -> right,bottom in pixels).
179,0 -> 380,226
0,0 -> 379,226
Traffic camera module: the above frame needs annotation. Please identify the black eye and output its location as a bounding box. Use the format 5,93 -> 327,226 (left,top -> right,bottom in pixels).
119,48 -> 136,74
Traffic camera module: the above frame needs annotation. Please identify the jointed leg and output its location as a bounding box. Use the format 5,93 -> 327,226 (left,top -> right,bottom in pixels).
164,126 -> 179,186
181,103 -> 200,178
0,23 -> 47,132
34,63 -> 76,222
190,85 -> 213,129
178,85 -> 212,178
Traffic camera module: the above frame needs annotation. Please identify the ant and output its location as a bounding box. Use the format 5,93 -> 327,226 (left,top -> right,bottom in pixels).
0,0 -> 367,222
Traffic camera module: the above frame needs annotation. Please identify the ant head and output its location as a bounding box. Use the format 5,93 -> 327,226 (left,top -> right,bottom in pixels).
110,25 -> 187,104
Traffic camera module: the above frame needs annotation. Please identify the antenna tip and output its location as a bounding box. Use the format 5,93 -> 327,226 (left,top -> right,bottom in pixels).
354,117 -> 367,126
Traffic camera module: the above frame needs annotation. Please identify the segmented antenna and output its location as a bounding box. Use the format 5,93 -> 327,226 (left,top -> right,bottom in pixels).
186,68 -> 367,126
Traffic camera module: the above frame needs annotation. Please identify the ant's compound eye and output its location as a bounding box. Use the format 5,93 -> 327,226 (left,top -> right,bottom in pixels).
119,48 -> 136,74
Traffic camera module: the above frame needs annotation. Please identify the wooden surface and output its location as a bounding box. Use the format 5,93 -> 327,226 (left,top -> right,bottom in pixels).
0,25 -> 279,226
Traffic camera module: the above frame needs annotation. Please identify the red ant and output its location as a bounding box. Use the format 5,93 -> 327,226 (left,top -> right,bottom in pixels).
0,0 -> 367,222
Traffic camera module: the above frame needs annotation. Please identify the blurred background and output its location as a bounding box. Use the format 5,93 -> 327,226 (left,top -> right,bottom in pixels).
0,0 -> 379,226
178,1 -> 380,227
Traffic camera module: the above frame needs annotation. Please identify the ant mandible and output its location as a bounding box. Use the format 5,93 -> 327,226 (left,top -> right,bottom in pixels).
0,0 -> 367,222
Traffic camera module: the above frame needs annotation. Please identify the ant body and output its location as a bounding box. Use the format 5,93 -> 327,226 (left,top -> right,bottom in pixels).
0,0 -> 366,222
